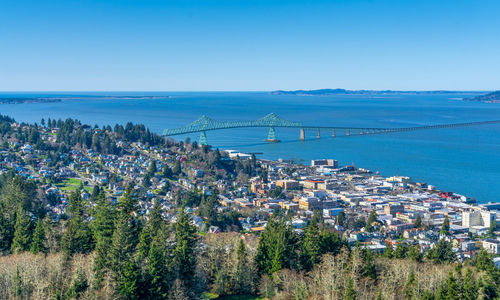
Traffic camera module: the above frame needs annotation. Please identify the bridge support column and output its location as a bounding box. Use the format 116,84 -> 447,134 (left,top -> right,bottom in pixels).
316,128 -> 320,139
300,128 -> 305,141
332,129 -> 335,138
346,129 -> 350,136
265,127 -> 280,142
199,131 -> 207,145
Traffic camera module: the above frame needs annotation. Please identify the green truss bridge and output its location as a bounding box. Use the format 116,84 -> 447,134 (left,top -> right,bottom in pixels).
163,113 -> 500,145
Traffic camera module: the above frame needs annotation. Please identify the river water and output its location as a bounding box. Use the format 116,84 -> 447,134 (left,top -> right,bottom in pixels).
1,91 -> 499,203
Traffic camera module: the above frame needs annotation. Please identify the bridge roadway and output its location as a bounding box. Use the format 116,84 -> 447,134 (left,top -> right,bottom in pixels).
162,113 -> 500,145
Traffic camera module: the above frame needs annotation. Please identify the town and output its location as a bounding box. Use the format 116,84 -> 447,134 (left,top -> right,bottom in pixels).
2,115 -> 499,268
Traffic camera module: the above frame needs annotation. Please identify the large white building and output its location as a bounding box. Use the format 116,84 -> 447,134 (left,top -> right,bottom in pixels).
462,210 -> 496,228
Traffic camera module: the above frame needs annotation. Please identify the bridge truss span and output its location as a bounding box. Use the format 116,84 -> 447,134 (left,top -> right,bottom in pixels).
162,113 -> 500,145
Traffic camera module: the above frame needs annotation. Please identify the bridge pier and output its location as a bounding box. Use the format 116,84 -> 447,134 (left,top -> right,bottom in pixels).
300,128 -> 305,141
199,131 -> 208,145
265,127 -> 280,142
332,129 -> 335,138
316,128 -> 320,139
346,129 -> 350,136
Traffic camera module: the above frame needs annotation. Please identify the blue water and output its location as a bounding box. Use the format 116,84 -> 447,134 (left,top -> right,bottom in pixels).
1,91 -> 500,203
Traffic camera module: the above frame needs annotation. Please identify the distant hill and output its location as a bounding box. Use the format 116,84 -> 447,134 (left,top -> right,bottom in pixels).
270,89 -> 480,96
463,91 -> 500,103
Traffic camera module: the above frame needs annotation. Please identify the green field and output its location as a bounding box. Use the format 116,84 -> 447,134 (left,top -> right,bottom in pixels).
58,178 -> 91,192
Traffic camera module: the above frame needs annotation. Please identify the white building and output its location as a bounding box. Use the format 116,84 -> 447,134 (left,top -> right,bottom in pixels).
462,210 -> 496,228
482,239 -> 500,254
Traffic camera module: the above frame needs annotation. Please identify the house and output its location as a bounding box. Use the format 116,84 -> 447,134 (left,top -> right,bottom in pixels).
482,239 -> 500,254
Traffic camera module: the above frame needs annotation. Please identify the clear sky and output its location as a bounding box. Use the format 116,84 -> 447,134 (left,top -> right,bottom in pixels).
1,0 -> 499,91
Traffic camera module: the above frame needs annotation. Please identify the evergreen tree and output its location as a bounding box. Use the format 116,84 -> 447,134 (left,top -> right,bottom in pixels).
426,239 -> 455,264
393,242 -> 408,259
110,188 -> 140,298
414,214 -> 423,228
61,191 -> 93,256
440,216 -> 450,236
162,165 -> 173,179
407,245 -> 422,262
174,210 -> 198,286
146,237 -> 170,299
463,268 -> 478,300
148,160 -> 157,175
116,260 -> 140,300
255,217 -> 299,275
383,242 -> 393,258
11,206 -> 33,254
172,161 -> 182,176
365,210 -> 377,232
30,218 -> 47,254
233,239 -> 253,294
91,191 -> 115,285
301,220 -> 321,271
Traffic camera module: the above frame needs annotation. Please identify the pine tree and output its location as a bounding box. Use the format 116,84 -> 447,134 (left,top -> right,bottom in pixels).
255,217 -> 299,275
146,237 -> 170,299
61,191 -> 93,256
301,220 -> 321,271
110,188 -> 140,298
233,239 -> 253,294
172,160 -> 182,176
440,216 -> 450,236
91,191 -> 115,285
116,260 -> 140,300
414,214 -> 423,228
30,218 -> 47,254
11,206 -> 32,254
365,210 -> 377,232
148,160 -> 157,175
174,210 -> 198,286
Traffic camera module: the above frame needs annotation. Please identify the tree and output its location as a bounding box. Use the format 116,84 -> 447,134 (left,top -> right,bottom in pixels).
30,218 -> 47,254
172,161 -> 182,176
148,160 -> 157,175
407,245 -> 422,262
91,191 -> 115,285
365,210 -> 377,232
426,239 -> 455,264
116,260 -> 140,300
61,191 -> 93,256
463,268 -> 478,300
110,188 -> 140,297
414,214 -> 423,228
162,165 -> 173,179
146,237 -> 170,299
255,217 -> 299,275
174,210 -> 198,287
301,220 -> 321,271
344,278 -> 357,300
486,219 -> 497,238
11,206 -> 33,253
233,239 -> 254,294
440,216 -> 450,236
393,242 -> 408,259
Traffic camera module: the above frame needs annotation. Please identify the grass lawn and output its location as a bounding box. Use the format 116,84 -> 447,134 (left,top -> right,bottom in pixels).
58,178 -> 91,193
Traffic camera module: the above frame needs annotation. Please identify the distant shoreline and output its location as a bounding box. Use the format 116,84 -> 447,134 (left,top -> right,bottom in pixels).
0,95 -> 172,104
270,88 -> 487,96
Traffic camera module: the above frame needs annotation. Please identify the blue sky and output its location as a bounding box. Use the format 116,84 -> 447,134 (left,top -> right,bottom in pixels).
1,0 -> 499,91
